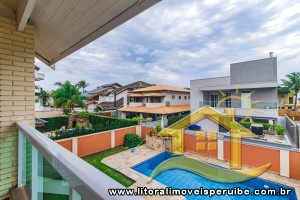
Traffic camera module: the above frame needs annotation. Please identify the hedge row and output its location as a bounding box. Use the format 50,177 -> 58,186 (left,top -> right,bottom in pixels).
90,115 -> 138,129
49,115 -> 138,140
168,114 -> 190,126
36,116 -> 69,133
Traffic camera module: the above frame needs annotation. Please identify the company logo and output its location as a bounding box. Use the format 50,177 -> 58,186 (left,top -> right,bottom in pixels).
147,88 -> 271,183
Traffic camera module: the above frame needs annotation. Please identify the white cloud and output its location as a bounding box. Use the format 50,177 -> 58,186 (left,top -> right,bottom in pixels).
36,0 -> 300,91
134,44 -> 148,55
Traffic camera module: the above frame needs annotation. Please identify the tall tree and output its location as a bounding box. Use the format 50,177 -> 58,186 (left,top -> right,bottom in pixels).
52,81 -> 86,114
76,80 -> 90,94
39,88 -> 51,107
54,82 -> 63,87
281,72 -> 300,110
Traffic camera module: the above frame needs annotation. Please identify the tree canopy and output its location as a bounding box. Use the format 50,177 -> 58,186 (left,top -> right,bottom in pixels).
281,72 -> 300,110
52,81 -> 86,114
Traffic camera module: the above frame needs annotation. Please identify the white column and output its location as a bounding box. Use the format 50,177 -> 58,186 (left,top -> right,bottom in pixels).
72,138 -> 78,155
217,139 -> 224,160
136,125 -> 141,137
280,150 -> 289,177
111,130 -> 115,148
161,115 -> 164,128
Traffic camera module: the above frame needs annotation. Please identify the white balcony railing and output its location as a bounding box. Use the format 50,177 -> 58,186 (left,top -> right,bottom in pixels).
17,121 -> 139,200
35,71 -> 45,81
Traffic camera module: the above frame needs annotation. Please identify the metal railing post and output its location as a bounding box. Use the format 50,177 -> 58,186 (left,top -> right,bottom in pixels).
18,131 -> 24,187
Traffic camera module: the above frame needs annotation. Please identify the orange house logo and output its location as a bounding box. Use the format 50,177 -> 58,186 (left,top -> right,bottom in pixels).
147,90 -> 271,183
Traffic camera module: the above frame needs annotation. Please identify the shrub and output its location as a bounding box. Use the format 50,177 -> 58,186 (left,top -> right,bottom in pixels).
90,115 -> 138,131
74,111 -> 90,119
168,114 -> 189,125
261,123 -> 272,130
36,116 -> 69,133
275,126 -> 285,135
131,116 -> 144,122
124,134 -> 143,148
93,107 -> 100,112
146,117 -> 153,122
157,115 -> 162,120
238,121 -> 251,128
47,115 -> 139,140
156,124 -> 162,132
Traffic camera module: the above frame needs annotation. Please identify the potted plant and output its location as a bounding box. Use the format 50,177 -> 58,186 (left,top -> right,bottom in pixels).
275,125 -> 285,140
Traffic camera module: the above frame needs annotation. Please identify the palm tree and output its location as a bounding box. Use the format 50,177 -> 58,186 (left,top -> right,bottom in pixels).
39,88 -> 51,107
54,82 -> 63,87
52,81 -> 86,114
281,72 -> 300,110
76,80 -> 90,94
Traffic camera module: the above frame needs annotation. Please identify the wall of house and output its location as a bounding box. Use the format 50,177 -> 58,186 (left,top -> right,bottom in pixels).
251,88 -> 277,105
230,57 -> 277,84
56,126 -> 142,157
0,16 -> 35,197
195,118 -> 219,132
163,92 -> 190,106
190,77 -> 230,112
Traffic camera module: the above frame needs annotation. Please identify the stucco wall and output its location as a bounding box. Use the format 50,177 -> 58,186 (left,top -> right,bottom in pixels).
56,126 -> 138,157
190,77 -> 230,112
230,57 -> 277,84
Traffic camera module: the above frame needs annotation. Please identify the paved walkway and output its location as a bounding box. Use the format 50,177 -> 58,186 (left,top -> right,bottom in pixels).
102,145 -> 300,200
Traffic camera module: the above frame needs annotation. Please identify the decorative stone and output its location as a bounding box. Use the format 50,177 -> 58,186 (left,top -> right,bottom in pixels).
146,134 -> 172,152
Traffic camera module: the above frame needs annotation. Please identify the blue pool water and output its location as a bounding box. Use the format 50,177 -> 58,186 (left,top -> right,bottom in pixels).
132,152 -> 297,200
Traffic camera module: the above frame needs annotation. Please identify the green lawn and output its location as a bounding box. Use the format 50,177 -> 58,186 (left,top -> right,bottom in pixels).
82,146 -> 135,187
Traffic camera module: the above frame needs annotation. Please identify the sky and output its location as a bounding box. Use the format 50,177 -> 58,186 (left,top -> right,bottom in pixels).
36,0 -> 300,91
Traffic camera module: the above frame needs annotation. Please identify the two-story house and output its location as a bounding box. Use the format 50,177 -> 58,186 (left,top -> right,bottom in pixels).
87,81 -> 152,111
190,56 -> 278,132
118,85 -> 190,125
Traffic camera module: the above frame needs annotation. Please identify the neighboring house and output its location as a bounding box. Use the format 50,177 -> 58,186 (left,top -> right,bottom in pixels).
190,56 -> 279,132
278,91 -> 298,109
35,66 -> 45,111
118,85 -> 190,125
97,81 -> 152,111
87,81 -> 152,111
87,83 -> 122,102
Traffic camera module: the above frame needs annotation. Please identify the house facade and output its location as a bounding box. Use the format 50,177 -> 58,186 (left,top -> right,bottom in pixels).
87,83 -> 122,102
190,56 -> 278,130
118,85 -> 190,124
278,91 -> 299,109
87,81 -> 152,111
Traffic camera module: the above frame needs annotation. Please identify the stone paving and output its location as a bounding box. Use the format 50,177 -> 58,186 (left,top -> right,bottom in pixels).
102,145 -> 300,200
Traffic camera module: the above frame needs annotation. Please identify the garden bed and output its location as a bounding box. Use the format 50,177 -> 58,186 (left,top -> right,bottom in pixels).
82,146 -> 135,187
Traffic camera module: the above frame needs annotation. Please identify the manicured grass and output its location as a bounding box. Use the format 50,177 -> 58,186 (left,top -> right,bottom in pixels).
83,146 -> 136,187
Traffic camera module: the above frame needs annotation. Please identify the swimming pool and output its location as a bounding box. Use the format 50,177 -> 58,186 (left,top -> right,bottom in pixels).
132,152 -> 297,200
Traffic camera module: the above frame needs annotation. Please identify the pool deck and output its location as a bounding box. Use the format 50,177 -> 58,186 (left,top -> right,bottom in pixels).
102,145 -> 300,200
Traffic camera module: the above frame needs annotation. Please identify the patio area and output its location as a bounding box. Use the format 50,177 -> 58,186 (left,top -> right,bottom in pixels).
102,145 -> 300,200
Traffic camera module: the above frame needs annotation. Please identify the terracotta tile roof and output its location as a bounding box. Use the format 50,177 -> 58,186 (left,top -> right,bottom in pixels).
143,92 -> 166,97
131,85 -> 190,93
128,92 -> 166,97
128,93 -> 144,97
118,104 -> 190,115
